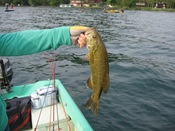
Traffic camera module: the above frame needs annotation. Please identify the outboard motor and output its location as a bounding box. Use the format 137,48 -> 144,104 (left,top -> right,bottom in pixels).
0,58 -> 13,92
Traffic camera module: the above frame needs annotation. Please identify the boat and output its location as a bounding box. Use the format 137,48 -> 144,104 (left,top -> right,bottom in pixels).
59,4 -> 72,8
4,3 -> 15,12
0,59 -> 93,131
4,9 -> 15,12
103,9 -> 124,13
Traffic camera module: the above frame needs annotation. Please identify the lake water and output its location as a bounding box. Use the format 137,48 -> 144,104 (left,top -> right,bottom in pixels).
1,6 -> 175,131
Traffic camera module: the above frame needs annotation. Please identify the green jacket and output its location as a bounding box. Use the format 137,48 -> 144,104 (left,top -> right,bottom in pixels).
0,95 -> 7,131
0,26 -> 72,130
0,26 -> 72,56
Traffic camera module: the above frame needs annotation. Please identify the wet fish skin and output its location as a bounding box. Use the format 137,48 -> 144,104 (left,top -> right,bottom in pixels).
84,28 -> 110,115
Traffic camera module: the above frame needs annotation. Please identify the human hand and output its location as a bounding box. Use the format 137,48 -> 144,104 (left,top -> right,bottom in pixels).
70,26 -> 89,48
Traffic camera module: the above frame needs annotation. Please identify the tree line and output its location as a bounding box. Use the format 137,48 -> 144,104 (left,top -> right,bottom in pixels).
1,0 -> 175,8
103,0 -> 175,8
0,0 -> 69,6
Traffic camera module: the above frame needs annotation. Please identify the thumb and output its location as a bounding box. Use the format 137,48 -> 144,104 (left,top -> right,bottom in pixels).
70,26 -> 89,36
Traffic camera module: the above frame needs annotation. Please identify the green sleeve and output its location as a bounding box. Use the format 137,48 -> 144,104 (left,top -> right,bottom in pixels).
0,26 -> 72,56
0,96 -> 8,131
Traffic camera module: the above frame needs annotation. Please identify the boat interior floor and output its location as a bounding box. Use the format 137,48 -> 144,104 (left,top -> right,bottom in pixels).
2,81 -> 75,131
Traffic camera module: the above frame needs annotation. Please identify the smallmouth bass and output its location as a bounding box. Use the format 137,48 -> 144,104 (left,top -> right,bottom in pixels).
84,28 -> 110,115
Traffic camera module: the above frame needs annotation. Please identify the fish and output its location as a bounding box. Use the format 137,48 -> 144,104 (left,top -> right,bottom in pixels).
84,27 -> 110,115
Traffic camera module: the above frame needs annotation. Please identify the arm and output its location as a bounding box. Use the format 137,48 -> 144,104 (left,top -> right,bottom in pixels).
0,96 -> 8,131
0,26 -> 71,56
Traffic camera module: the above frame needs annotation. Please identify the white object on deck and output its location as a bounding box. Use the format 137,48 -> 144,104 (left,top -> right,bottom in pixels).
31,85 -> 57,109
30,103 -> 74,131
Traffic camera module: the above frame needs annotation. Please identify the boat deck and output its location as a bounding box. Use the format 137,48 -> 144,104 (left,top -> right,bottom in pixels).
3,80 -> 93,131
28,103 -> 74,131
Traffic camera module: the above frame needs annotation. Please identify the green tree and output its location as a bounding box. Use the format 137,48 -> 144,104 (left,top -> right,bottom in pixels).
145,0 -> 155,7
49,0 -> 60,6
116,0 -> 123,6
122,0 -> 136,7
111,0 -> 116,5
166,0 -> 175,8
28,0 -> 43,6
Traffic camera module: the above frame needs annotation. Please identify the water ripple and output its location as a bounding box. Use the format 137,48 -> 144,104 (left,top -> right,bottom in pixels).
1,7 -> 175,131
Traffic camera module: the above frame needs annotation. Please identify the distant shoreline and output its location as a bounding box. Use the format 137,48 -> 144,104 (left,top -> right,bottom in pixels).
98,6 -> 175,12
126,7 -> 175,12
1,5 -> 175,12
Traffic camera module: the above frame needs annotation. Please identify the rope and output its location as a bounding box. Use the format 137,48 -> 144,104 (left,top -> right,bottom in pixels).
35,52 -> 57,131
35,52 -> 71,131
46,53 -> 57,131
34,80 -> 52,131
46,52 -> 62,131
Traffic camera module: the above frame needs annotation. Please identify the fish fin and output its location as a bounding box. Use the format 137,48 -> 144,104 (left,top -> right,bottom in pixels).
85,97 -> 99,115
83,54 -> 89,61
86,76 -> 93,89
93,45 -> 98,54
102,74 -> 110,94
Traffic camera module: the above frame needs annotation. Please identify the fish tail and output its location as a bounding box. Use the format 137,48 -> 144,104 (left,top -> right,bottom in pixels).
85,97 -> 99,115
